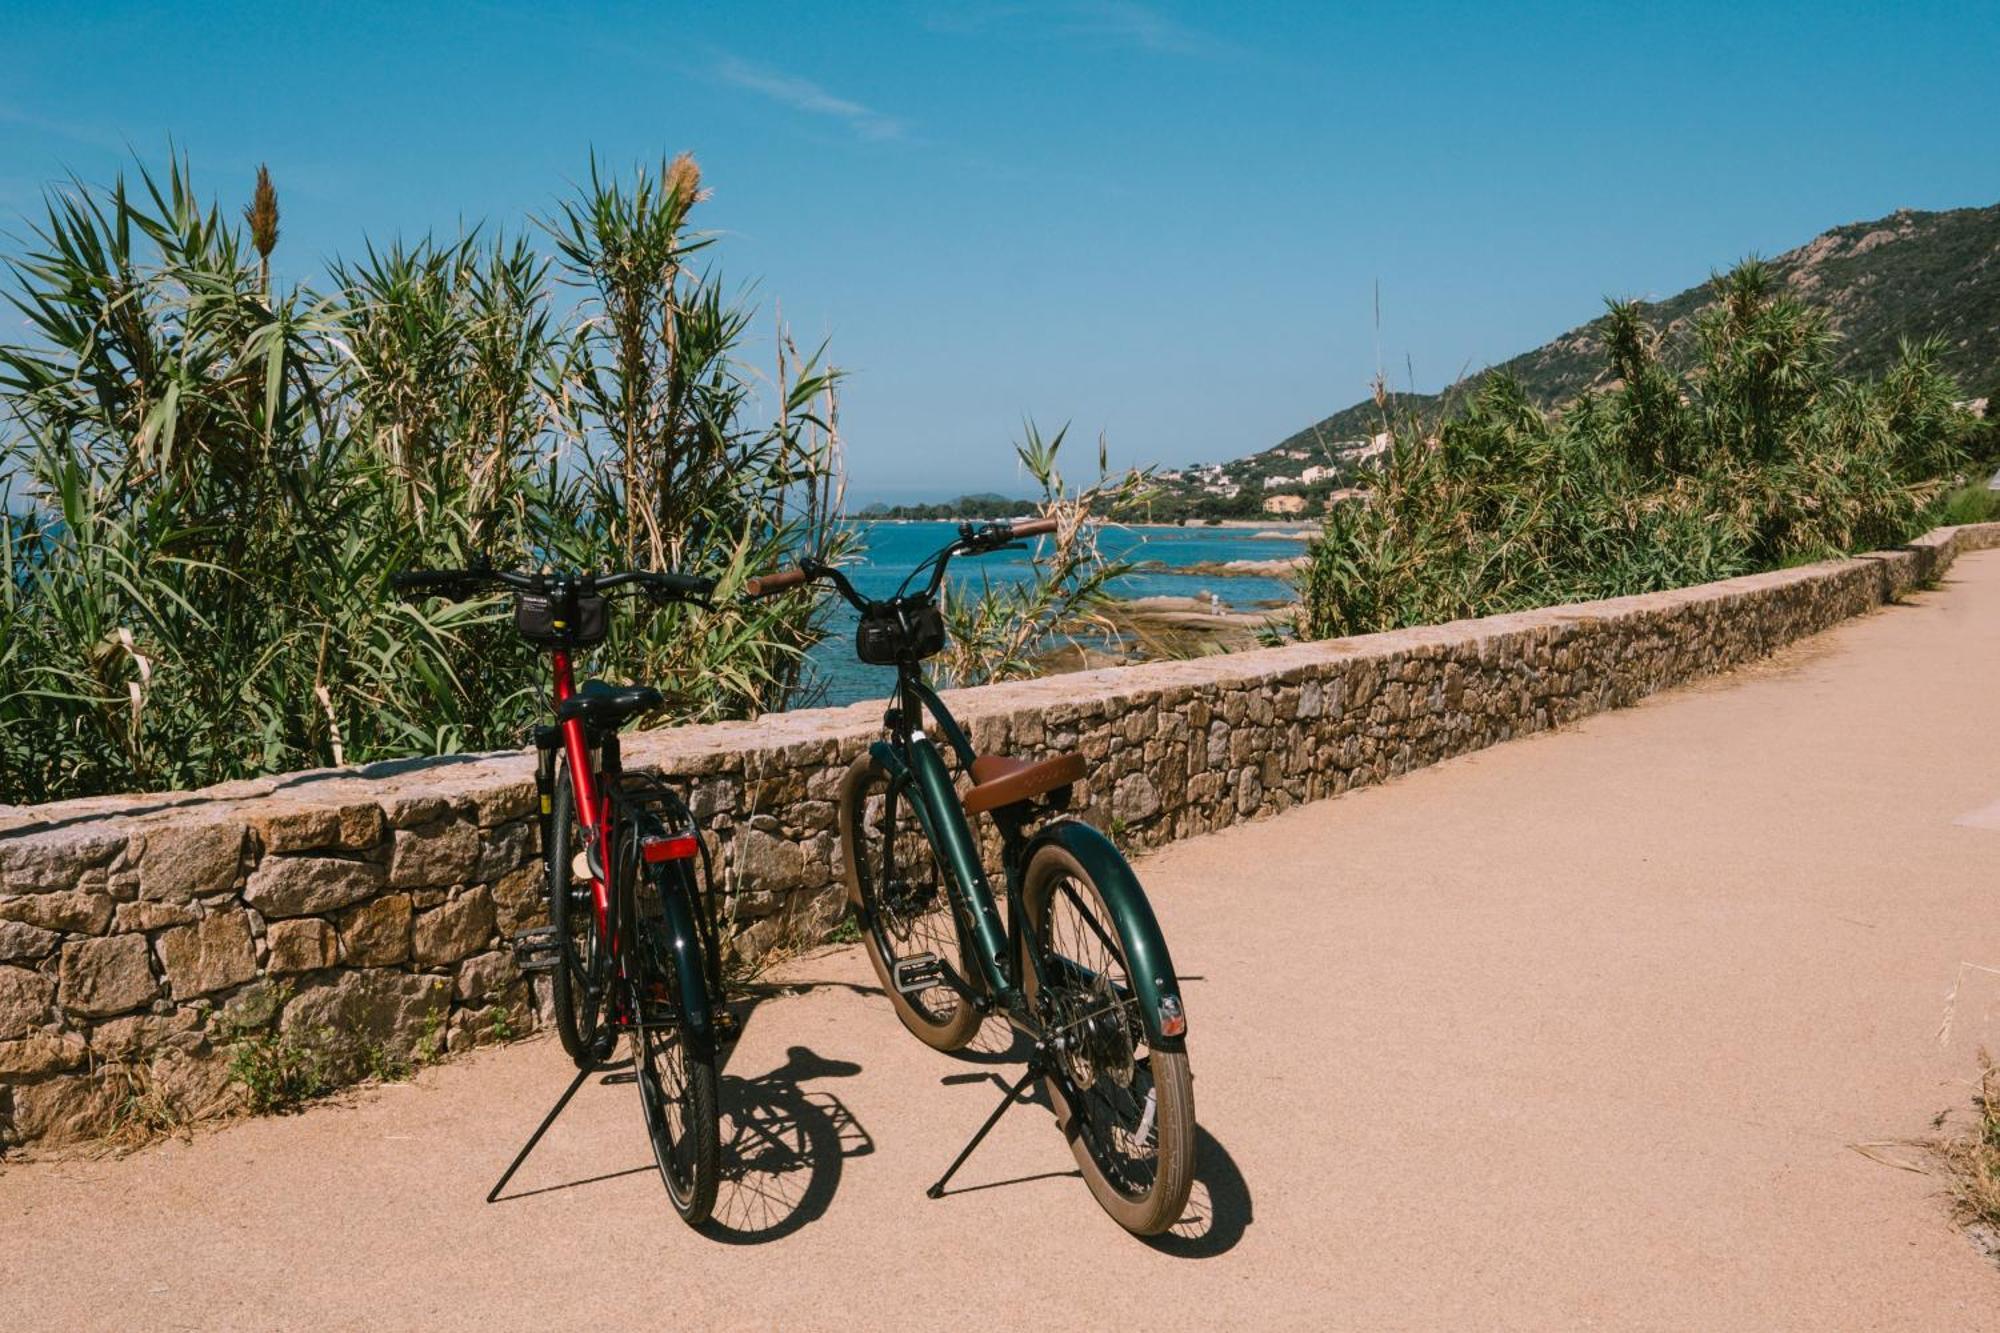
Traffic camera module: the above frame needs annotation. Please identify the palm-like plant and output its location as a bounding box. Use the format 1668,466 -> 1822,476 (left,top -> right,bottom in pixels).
1,151 -> 850,805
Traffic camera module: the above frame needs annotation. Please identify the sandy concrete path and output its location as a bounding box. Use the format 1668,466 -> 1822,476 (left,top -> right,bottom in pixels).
7,555 -> 2000,1330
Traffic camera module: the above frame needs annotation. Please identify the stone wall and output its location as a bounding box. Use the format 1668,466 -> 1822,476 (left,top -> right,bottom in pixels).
5,522 -> 1998,1150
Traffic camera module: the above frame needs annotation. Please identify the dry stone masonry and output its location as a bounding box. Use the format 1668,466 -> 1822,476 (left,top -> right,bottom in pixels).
3,523 -> 1996,1150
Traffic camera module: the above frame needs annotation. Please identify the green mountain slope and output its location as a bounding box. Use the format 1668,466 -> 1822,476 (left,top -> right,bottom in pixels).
1272,200 -> 2000,458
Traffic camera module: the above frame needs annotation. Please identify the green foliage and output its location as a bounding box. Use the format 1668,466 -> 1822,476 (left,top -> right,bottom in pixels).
1,152 -> 846,805
1269,201 -> 2000,479
1301,262 -> 1977,638
857,492 -> 1040,521
1939,483 -> 2000,526
933,424 -> 1153,688
411,1006 -> 446,1066
227,1025 -> 337,1115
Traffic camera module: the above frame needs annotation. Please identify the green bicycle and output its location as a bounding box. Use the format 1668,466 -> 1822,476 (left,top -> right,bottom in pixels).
746,517 -> 1195,1235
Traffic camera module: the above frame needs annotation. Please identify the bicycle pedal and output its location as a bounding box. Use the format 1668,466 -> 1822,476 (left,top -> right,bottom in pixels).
510,926 -> 561,973
891,952 -> 945,998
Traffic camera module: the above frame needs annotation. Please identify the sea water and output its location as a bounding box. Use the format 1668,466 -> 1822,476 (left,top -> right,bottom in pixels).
803,520 -> 1307,706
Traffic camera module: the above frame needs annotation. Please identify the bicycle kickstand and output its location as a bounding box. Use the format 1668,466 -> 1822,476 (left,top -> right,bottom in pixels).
925,1061 -> 1042,1200
485,1061 -> 601,1204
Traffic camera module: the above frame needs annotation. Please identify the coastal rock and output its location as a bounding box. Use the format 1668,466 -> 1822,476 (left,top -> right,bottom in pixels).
266,917 -> 338,974
412,889 -> 494,966
155,911 -> 257,997
733,827 -> 807,892
491,863 -> 546,935
245,856 -> 384,918
281,969 -> 451,1071
138,820 -> 245,902
337,893 -> 412,966
0,964 -> 56,1038
0,829 -> 123,895
389,819 -> 482,889
0,1031 -> 89,1076
1113,772 -> 1162,825
0,890 -> 115,935
92,1008 -> 206,1059
58,934 -> 158,1017
252,802 -> 385,854
0,919 -> 60,963
455,949 -> 519,1002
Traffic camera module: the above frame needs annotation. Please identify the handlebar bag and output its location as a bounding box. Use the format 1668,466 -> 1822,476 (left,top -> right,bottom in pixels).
856,598 -> 946,665
515,591 -> 608,647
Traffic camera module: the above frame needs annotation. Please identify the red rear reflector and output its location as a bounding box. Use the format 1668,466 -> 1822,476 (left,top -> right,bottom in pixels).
641,833 -> 699,863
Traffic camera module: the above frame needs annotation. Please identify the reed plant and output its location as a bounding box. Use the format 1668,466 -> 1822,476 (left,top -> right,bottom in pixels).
1301,261 -> 1977,638
1,152 -> 845,805
934,424 -> 1152,687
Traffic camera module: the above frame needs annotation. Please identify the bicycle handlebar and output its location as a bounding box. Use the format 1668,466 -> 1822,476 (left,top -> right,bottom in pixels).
393,566 -> 716,602
743,513 -> 1063,609
742,568 -> 810,598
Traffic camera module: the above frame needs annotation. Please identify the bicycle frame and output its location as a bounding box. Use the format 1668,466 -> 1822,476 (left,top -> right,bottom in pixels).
546,647 -> 617,944
866,664 -> 1187,1049
529,647 -> 721,1046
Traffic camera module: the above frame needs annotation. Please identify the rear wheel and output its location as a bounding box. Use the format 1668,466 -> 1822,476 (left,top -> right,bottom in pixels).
548,759 -> 610,1068
838,751 -> 985,1052
626,853 -> 720,1225
1021,844 -> 1194,1236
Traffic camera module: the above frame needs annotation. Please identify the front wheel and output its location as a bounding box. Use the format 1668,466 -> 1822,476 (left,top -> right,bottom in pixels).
838,751 -> 986,1052
1021,843 -> 1195,1236
548,758 -> 611,1068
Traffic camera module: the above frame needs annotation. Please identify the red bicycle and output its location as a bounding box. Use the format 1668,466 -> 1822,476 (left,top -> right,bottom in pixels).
394,563 -> 725,1224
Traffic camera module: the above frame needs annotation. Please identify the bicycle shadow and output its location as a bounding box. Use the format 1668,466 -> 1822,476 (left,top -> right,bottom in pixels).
700,1044 -> 872,1245
936,1032 -> 1251,1258
1143,1125 -> 1252,1259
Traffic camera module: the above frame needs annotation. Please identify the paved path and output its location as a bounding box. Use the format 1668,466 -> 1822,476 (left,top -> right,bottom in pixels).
9,555 -> 2000,1330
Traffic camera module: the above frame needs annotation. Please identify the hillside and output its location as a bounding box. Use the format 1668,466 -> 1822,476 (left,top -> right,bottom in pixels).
1195,201 -> 2000,512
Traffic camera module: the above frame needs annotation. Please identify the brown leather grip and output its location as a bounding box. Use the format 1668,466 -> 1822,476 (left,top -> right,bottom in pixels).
744,568 -> 808,597
1011,516 -> 1059,538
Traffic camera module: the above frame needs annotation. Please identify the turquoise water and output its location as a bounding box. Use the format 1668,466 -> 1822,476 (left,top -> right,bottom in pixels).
803,520 -> 1308,706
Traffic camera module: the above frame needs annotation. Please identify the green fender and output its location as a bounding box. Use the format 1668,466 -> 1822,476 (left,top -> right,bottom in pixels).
652,862 -> 715,1054
1023,818 -> 1188,1049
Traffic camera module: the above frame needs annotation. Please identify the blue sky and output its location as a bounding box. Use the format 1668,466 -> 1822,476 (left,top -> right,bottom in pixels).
2,1 -> 1995,502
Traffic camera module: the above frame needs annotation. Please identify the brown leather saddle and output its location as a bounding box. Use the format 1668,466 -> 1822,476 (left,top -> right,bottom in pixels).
961,751 -> 1087,815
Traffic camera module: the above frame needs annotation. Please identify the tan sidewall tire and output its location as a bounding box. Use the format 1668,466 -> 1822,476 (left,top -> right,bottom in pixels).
837,751 -> 985,1052
1022,843 -> 1196,1236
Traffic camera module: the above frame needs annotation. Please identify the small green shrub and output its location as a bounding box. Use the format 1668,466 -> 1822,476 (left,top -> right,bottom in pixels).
412,1006 -> 447,1066
228,1026 -> 337,1115
1934,1054 -> 2000,1248
1937,483 -> 2000,526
